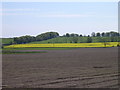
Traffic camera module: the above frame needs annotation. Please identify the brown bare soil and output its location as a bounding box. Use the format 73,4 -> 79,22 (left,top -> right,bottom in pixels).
2,47 -> 119,88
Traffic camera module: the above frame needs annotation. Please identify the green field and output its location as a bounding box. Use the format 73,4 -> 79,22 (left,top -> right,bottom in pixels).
2,50 -> 47,54
1,36 -> 120,45
2,47 -> 75,51
2,47 -> 76,54
1,38 -> 14,44
29,36 -> 120,44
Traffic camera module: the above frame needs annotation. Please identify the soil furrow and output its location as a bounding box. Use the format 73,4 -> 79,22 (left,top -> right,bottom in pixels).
39,73 -> 118,86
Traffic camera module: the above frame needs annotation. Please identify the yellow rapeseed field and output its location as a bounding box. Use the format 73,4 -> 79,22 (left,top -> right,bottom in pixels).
4,42 -> 119,48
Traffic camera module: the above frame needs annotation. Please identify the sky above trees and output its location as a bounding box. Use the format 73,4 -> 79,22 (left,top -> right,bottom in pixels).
2,2 -> 118,38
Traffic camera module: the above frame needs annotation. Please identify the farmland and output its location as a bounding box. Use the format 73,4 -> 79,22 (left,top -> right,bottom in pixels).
4,42 -> 119,48
2,47 -> 119,88
0,38 -> 14,45
2,31 -> 120,88
2,1 -> 120,89
29,36 -> 120,44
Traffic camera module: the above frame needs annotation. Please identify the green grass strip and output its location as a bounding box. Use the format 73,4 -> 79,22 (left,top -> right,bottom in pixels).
2,50 -> 47,54
2,47 -> 76,51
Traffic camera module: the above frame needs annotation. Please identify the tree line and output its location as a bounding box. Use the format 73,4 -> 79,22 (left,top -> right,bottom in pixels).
62,31 -> 120,43
14,32 -> 59,44
13,31 -> 120,44
63,31 -> 120,37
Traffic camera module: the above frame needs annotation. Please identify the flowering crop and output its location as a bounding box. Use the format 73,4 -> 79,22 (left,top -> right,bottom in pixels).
4,42 -> 119,48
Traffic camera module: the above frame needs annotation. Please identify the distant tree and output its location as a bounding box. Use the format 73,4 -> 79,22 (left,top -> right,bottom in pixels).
66,33 -> 70,37
109,31 -> 120,37
79,34 -> 82,37
14,37 -> 22,44
106,32 -> 110,37
62,34 -> 66,37
14,32 -> 59,44
117,33 -> 120,36
69,33 -> 79,37
70,33 -> 74,37
74,34 -> 79,37
14,35 -> 35,44
14,37 -> 18,44
87,35 -> 90,37
96,32 -> 101,37
101,32 -> 105,37
36,32 -> 59,41
91,32 -> 95,37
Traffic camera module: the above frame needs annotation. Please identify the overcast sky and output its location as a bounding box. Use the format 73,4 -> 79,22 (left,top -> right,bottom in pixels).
2,2 -> 118,38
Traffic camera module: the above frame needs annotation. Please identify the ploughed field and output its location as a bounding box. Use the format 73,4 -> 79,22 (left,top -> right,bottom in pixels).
2,47 -> 119,88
